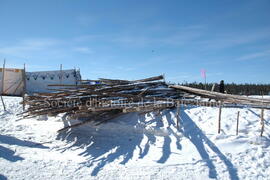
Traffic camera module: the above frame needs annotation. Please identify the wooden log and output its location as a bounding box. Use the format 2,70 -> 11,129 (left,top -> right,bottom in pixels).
57,111 -> 122,132
169,85 -> 270,106
260,109 -> 264,137
176,102 -> 180,131
134,75 -> 164,83
1,59 -> 6,111
236,111 -> 240,135
60,64 -> 63,85
22,63 -> 26,110
97,81 -> 166,93
98,75 -> 164,85
28,106 -> 78,117
0,96 -> 6,111
94,111 -> 123,125
47,84 -> 102,88
218,105 -> 222,134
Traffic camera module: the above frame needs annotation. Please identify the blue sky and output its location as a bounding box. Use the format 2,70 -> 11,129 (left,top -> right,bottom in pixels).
0,0 -> 269,83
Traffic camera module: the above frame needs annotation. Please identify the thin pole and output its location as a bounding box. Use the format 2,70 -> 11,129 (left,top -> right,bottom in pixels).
211,83 -> 215,92
74,68 -> 78,87
218,104 -> 222,134
60,64 -> 63,85
1,59 -> 6,111
176,101 -> 180,131
22,63 -> 26,110
0,96 -> 5,111
162,73 -> 166,83
204,76 -> 207,90
260,109 -> 264,137
236,111 -> 240,135
260,93 -> 265,137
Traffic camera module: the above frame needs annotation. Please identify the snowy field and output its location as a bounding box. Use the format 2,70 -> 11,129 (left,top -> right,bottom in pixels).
0,97 -> 270,180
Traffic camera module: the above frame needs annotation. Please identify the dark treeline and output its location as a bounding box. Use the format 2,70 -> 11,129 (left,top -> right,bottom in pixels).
180,82 -> 270,95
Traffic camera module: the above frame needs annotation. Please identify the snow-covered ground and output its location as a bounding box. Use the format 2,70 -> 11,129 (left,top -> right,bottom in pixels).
0,97 -> 270,180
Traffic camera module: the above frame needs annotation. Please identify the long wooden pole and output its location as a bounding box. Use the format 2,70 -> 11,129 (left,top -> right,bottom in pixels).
74,68 -> 78,87
22,63 -> 26,110
218,104 -> 222,134
211,83 -> 216,92
204,75 -> 207,90
1,59 -> 6,111
236,111 -> 240,135
176,102 -> 180,131
60,64 -> 63,85
0,96 -> 5,111
260,109 -> 264,137
169,85 -> 270,105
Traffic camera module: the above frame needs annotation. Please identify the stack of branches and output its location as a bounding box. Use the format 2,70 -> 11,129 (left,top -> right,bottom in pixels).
23,75 -> 185,131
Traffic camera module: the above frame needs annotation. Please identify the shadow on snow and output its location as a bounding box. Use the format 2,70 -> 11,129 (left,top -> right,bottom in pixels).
0,134 -> 48,162
0,174 -> 7,180
180,107 -> 239,180
57,107 -> 238,179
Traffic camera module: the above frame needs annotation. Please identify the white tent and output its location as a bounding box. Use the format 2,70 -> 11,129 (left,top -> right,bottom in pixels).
26,69 -> 81,94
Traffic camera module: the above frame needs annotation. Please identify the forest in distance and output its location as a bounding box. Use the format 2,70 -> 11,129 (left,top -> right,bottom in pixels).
179,82 -> 270,95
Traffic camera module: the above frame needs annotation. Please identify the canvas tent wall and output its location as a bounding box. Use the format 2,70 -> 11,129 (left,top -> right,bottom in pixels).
26,69 -> 81,94
0,68 -> 25,96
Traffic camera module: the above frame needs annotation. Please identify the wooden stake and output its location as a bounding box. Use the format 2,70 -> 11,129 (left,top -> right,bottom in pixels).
0,96 -> 5,111
74,68 -> 78,86
211,83 -> 216,92
1,59 -> 6,111
176,102 -> 180,131
60,64 -> 63,85
260,109 -> 264,137
22,63 -> 26,111
236,111 -> 240,135
218,105 -> 222,134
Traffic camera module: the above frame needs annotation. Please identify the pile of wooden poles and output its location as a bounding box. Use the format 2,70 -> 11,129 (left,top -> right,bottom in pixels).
22,75 -> 270,131
23,75 -> 185,130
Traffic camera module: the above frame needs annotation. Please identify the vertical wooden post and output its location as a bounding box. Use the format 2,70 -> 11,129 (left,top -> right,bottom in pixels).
236,111 -> 240,135
218,104 -> 222,134
204,77 -> 206,90
60,64 -> 63,85
176,101 -> 180,131
211,83 -> 215,91
1,59 -> 6,111
22,63 -> 26,111
162,73 -> 165,83
74,68 -> 76,86
0,96 -> 5,111
260,109 -> 264,137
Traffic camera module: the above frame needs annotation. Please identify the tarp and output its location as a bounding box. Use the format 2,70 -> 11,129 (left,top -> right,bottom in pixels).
0,68 -> 25,96
26,69 -> 81,93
